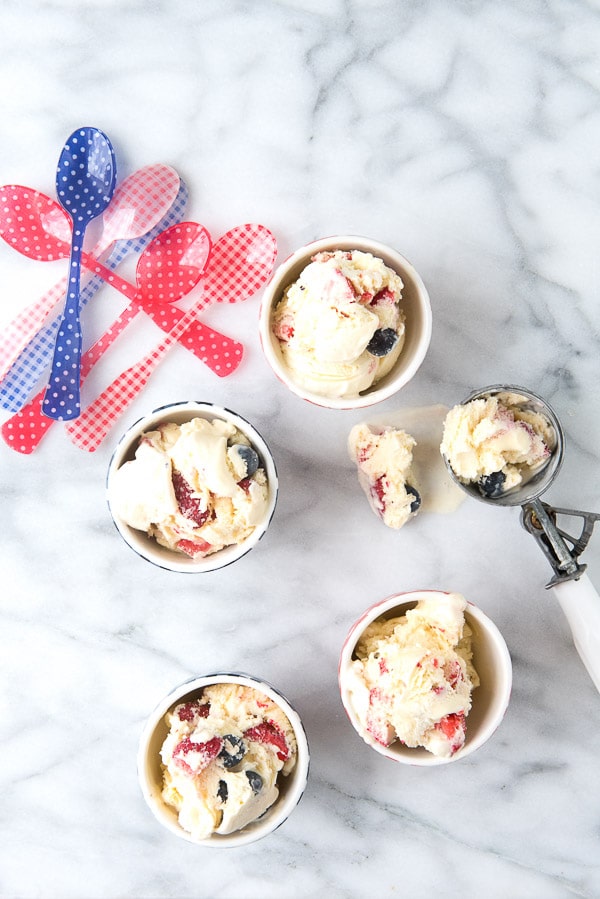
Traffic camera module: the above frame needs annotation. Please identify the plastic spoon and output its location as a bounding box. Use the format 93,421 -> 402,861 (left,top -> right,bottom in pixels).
42,127 -> 117,420
0,193 -> 241,383
66,224 -> 277,451
0,164 -> 180,381
0,186 -> 238,387
1,224 -> 244,453
442,384 -> 600,694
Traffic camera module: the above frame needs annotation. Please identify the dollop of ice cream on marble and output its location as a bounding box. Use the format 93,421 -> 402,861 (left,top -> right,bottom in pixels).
348,422 -> 421,529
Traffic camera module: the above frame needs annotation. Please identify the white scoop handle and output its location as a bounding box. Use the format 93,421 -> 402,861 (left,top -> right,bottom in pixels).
552,574 -> 600,693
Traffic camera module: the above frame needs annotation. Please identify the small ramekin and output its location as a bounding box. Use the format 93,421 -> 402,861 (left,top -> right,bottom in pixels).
137,673 -> 310,847
258,235 -> 432,410
338,589 -> 512,766
106,401 -> 278,573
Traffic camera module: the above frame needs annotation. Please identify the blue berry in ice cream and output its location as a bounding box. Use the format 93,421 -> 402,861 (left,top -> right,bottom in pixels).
366,328 -> 399,357
231,444 -> 260,478
218,734 -> 246,768
246,771 -> 263,794
478,471 -> 506,498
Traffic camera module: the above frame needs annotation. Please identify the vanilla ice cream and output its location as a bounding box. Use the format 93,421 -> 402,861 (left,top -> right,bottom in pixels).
110,416 -> 269,558
348,422 -> 421,529
441,391 -> 556,498
271,250 -> 405,398
160,683 -> 298,839
345,594 -> 479,758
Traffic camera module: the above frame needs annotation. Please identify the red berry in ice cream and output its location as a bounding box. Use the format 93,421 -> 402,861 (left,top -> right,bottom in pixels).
172,470 -> 211,527
244,722 -> 290,761
177,700 -> 210,722
172,736 -> 222,775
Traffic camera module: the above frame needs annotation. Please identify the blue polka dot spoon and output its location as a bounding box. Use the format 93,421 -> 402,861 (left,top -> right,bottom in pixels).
42,127 -> 117,421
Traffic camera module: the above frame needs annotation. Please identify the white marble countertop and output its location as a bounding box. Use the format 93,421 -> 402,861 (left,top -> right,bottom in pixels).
1,2 -> 600,897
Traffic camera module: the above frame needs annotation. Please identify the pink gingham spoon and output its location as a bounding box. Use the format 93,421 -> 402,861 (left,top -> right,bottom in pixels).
0,164 -> 181,382
65,224 -> 277,451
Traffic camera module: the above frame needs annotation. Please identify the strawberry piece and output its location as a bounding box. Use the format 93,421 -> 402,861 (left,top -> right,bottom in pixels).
237,477 -> 252,493
370,476 -> 387,517
177,700 -> 210,722
365,687 -> 395,746
443,659 -> 463,689
244,721 -> 289,762
273,316 -> 295,342
172,736 -> 222,775
176,538 -> 213,557
371,288 -> 396,306
435,713 -> 466,755
172,470 -> 210,527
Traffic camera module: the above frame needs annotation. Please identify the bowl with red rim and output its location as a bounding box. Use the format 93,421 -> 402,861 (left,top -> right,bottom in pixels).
106,401 -> 278,573
258,235 -> 432,410
137,673 -> 310,847
338,589 -> 512,766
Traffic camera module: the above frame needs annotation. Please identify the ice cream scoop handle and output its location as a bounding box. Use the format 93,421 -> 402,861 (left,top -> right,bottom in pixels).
552,573 -> 600,694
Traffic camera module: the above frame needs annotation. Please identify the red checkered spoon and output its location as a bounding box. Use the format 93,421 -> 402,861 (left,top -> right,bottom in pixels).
65,224 -> 277,451
0,165 -> 181,381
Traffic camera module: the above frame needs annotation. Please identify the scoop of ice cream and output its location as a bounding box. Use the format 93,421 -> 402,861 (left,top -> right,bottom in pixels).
110,417 -> 269,558
348,423 -> 421,529
440,393 -> 555,497
272,250 -> 405,398
160,683 -> 298,839
346,594 -> 479,758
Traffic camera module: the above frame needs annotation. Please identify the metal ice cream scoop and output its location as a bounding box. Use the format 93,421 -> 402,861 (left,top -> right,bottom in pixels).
442,384 -> 600,694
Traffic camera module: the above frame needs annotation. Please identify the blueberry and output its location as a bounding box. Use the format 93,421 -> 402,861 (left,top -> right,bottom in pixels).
232,444 -> 260,477
217,779 -> 228,802
478,471 -> 506,498
366,328 -> 399,357
406,484 -> 421,513
246,771 -> 263,794
218,734 -> 246,768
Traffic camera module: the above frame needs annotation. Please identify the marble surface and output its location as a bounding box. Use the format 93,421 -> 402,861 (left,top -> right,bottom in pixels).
1,1 -> 600,897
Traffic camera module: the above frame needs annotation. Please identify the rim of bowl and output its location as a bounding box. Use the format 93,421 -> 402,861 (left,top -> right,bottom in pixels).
106,401 -> 278,573
338,589 -> 512,766
137,672 -> 310,847
258,235 -> 433,410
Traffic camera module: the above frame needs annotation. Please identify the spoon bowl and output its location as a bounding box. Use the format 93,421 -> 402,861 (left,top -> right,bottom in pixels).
442,384 -> 565,507
42,127 -> 117,421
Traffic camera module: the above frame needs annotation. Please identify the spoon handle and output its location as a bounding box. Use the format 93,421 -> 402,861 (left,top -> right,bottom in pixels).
1,319 -> 241,454
41,233 -> 86,420
552,574 -> 600,694
65,300 -> 214,451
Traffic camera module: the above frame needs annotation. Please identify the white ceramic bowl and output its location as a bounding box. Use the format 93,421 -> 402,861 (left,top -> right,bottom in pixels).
258,235 -> 432,410
137,673 -> 310,847
106,401 -> 278,573
338,589 -> 512,766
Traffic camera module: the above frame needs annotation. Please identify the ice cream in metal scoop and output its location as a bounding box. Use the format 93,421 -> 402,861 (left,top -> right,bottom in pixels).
442,384 -> 600,694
